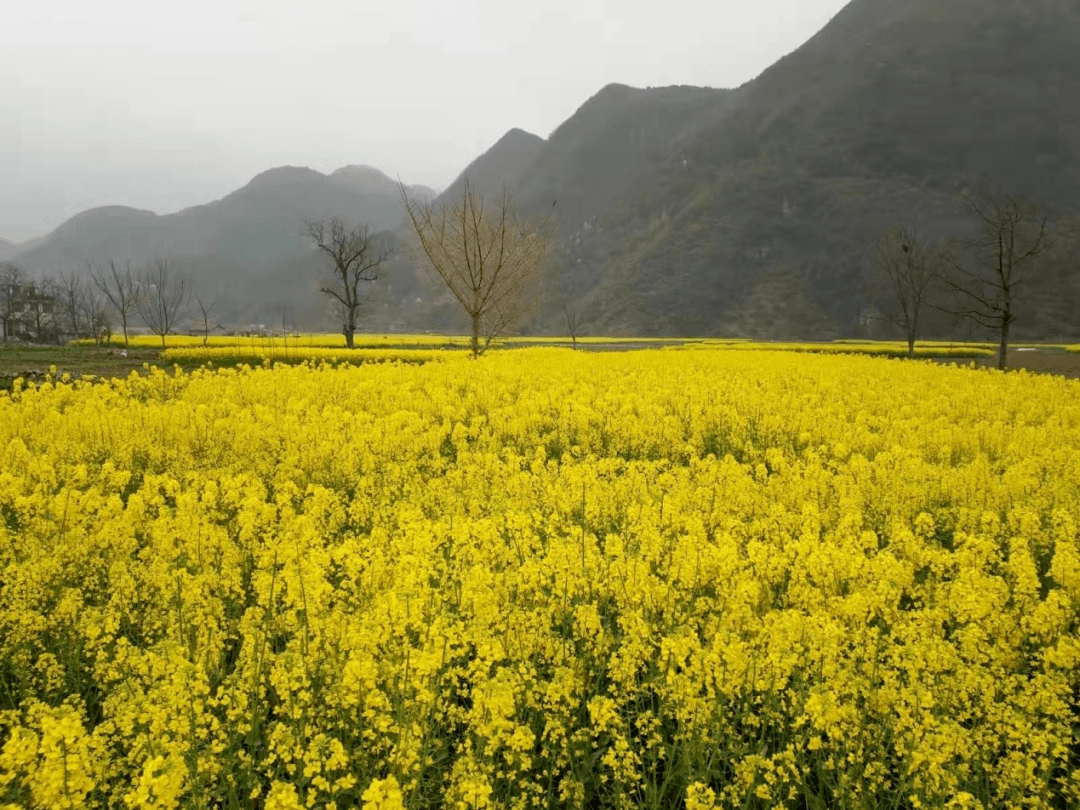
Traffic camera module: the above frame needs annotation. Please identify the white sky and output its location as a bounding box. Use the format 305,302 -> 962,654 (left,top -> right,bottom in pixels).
1,0 -> 849,242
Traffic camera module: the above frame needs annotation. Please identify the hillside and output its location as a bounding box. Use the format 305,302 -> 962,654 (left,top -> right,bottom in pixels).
523,0 -> 1080,339
7,165 -> 433,327
435,128 -> 546,206
330,165 -> 437,222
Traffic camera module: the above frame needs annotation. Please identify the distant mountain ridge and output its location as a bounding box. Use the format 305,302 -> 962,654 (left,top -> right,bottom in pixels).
7,0 -> 1080,339
6,164 -> 439,326
11,164 -> 430,270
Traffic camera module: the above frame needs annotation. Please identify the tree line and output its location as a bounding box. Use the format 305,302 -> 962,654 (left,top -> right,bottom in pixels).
0,258 -> 214,348
0,178 -> 558,357
4,176 -> 1071,363
872,180 -> 1078,368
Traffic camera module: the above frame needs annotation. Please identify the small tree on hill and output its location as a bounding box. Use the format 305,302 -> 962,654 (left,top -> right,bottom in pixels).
304,217 -> 387,349
136,258 -> 189,349
400,179 -> 555,358
936,184 -> 1053,370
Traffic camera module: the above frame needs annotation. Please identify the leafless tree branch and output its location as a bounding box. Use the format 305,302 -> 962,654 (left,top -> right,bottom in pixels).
400,179 -> 555,357
135,258 -> 189,349
932,182 -> 1053,369
304,217 -> 387,349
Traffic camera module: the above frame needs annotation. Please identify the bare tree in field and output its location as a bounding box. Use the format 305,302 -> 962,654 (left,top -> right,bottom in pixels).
56,267 -> 86,338
88,260 -> 141,346
400,179 -> 555,358
0,262 -> 25,341
303,217 -> 387,349
563,303 -> 584,349
80,285 -> 112,344
872,220 -> 947,357
195,295 -> 217,345
936,184 -> 1053,369
136,258 -> 189,349
26,276 -> 58,343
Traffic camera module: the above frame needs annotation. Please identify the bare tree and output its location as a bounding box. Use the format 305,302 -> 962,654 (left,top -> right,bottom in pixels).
56,267 -> 86,338
26,277 -> 59,343
401,179 -> 555,358
872,220 -> 946,357
0,262 -> 25,342
79,284 -> 112,344
88,260 -> 141,346
303,217 -> 387,349
135,258 -> 189,349
195,295 -> 217,345
936,184 -> 1053,369
563,303 -> 584,349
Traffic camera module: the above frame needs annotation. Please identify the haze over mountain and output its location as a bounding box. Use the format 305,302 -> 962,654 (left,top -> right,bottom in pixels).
7,165 -> 438,327
6,0 -> 1080,339
434,129 -> 546,206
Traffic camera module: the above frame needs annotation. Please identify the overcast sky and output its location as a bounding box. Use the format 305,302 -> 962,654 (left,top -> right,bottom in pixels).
1,0 -> 849,242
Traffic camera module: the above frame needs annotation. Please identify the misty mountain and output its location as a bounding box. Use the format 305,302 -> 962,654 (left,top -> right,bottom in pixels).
7,165 -> 435,327
514,83 -> 736,230
435,128 -> 546,206
330,165 -> 437,220
521,0 -> 1080,339
7,0 -> 1080,340
0,238 -> 15,261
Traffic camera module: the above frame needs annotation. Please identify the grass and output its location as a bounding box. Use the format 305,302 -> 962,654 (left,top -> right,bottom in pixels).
0,343 -> 193,389
7,336 -> 1080,390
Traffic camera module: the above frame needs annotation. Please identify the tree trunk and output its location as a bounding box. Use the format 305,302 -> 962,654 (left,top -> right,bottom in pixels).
998,314 -> 1010,370
122,313 -> 129,347
471,314 -> 480,359
344,325 -> 355,350
907,330 -> 916,358
160,332 -> 166,350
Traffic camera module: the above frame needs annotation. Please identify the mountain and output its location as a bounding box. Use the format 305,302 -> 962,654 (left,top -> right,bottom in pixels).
517,0 -> 1080,339
515,84 -> 734,229
0,238 -> 15,261
7,165 -> 435,327
436,128 -> 546,206
8,0 -> 1080,339
330,165 -> 437,218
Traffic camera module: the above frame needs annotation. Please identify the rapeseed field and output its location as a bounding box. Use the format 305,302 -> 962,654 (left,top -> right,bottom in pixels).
0,349 -> 1078,809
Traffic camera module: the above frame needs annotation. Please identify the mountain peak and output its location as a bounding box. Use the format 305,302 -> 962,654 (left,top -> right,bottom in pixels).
330,164 -> 393,182
58,205 -> 159,229
436,128 -> 546,205
497,127 -> 544,145
246,165 -> 326,187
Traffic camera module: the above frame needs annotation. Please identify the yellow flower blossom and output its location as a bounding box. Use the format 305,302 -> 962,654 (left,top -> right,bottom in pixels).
0,348 -> 1077,809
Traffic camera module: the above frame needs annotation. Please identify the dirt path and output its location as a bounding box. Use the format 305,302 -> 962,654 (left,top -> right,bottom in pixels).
930,348 -> 1080,379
